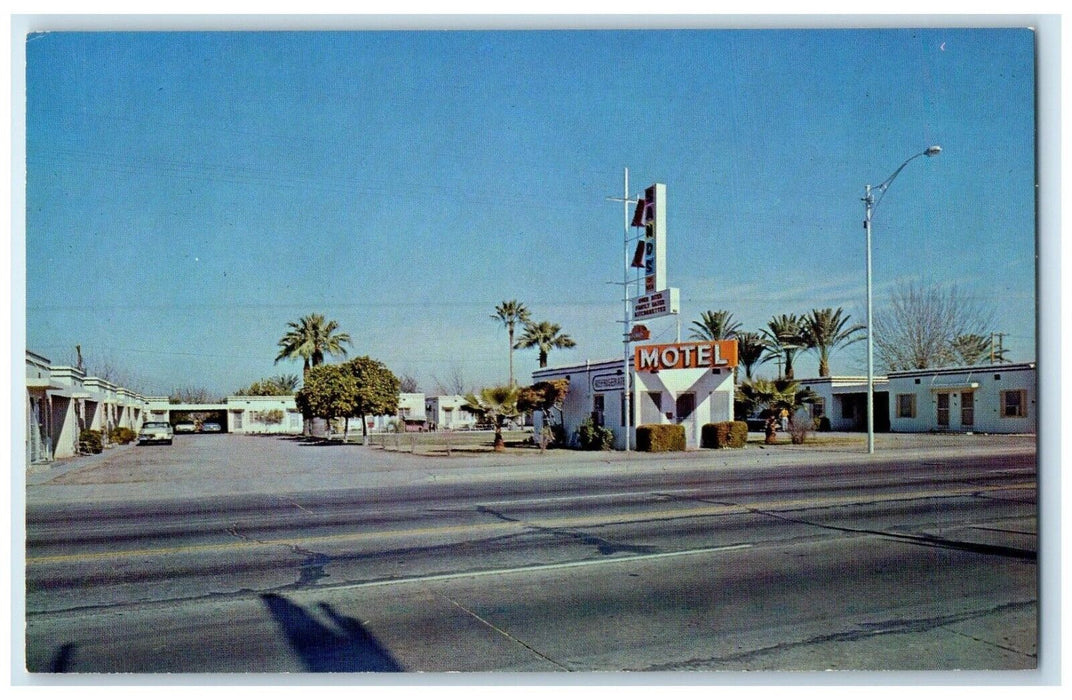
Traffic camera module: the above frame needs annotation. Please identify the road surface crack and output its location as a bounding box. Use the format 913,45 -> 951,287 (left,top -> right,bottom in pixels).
475,505 -> 657,556
633,600 -> 1036,671
436,592 -> 571,671
690,498 -> 1036,561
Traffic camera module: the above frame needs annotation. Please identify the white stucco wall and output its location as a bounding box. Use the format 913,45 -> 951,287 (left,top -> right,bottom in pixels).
533,357 -> 736,449
887,363 -> 1036,434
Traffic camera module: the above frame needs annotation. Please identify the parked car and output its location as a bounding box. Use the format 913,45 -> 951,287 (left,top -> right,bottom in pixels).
174,421 -> 197,434
201,422 -> 222,433
137,421 -> 174,446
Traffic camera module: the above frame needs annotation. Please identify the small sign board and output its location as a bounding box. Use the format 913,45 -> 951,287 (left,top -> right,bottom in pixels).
633,288 -> 679,321
591,373 -> 626,392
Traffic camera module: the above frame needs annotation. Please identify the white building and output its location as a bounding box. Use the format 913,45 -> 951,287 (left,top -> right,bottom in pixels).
532,340 -> 738,450
424,395 -> 478,431
364,392 -> 428,432
886,362 -> 1036,434
225,395 -> 304,434
25,350 -> 151,463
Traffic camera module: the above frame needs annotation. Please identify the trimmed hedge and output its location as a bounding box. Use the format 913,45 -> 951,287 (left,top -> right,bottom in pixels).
636,424 -> 686,452
701,421 -> 748,449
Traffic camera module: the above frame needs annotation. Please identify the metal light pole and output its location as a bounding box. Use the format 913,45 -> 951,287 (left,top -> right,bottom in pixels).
607,168 -> 638,451
863,145 -> 941,453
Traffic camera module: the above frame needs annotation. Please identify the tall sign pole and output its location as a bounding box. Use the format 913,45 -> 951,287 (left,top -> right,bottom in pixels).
607,168 -> 638,452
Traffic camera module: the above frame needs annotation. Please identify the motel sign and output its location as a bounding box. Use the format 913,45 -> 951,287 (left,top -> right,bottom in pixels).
634,340 -> 739,372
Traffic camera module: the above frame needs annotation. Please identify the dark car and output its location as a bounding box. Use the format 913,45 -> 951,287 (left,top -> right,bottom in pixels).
201,422 -> 222,433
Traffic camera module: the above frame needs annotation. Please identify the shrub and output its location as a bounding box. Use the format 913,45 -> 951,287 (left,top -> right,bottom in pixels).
701,421 -> 748,449
577,417 -> 615,450
78,429 -> 103,454
788,417 -> 810,445
636,424 -> 686,452
815,416 -> 832,432
109,426 -> 137,445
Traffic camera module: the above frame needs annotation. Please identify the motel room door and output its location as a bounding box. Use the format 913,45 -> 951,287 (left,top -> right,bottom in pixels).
676,392 -> 696,447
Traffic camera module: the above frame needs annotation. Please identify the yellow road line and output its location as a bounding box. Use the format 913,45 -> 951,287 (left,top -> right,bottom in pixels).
26,482 -> 1034,565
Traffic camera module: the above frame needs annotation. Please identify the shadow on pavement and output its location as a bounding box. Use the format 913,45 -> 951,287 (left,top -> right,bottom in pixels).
260,593 -> 403,672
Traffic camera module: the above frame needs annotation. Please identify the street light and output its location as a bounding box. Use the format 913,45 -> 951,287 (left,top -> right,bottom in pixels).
863,145 -> 941,454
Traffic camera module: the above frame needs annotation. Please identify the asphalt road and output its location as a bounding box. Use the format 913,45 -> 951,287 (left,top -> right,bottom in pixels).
23,433 -> 1038,675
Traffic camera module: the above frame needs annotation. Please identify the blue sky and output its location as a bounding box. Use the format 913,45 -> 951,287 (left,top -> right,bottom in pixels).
22,27 -> 1038,396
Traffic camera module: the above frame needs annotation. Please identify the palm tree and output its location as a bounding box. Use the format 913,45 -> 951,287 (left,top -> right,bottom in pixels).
801,307 -> 866,377
736,377 -> 819,418
688,310 -> 741,341
271,374 -> 301,393
514,320 -> 576,369
491,300 -> 531,386
274,313 -> 353,373
462,385 -> 522,451
735,331 -> 770,381
950,334 -> 993,366
763,314 -> 806,379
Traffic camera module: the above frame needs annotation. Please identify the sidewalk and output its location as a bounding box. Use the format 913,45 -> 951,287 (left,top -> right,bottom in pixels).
22,432 -> 1039,506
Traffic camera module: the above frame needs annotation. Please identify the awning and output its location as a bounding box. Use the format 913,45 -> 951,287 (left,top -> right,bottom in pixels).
929,382 -> 980,392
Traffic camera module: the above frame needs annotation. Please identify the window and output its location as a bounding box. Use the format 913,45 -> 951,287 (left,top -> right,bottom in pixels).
896,394 -> 916,419
810,398 -> 825,420
592,394 -> 605,427
1001,390 -> 1027,418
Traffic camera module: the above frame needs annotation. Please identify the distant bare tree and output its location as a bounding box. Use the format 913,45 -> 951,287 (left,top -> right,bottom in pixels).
873,281 -> 993,371
169,386 -> 217,404
431,366 -> 470,396
399,374 -> 421,393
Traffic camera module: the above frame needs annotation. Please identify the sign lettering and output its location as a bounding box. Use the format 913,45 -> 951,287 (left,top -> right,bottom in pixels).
635,340 -> 739,371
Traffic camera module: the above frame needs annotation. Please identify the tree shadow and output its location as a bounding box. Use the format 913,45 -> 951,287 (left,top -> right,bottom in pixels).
260,593 -> 403,672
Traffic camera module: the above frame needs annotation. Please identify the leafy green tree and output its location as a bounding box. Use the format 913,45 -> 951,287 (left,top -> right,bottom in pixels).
294,364 -> 359,437
345,356 -> 401,443
735,331 -> 770,381
295,357 -> 400,441
462,385 -> 521,451
801,307 -> 865,377
275,313 -> 352,373
688,310 -> 741,341
762,314 -> 806,379
491,300 -> 531,386
514,320 -> 576,369
517,379 -> 570,432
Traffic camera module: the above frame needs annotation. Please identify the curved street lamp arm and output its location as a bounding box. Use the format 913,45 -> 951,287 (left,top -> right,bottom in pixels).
865,146 -> 942,214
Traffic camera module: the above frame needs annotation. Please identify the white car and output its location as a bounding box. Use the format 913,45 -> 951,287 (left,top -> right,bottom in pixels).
138,421 -> 174,445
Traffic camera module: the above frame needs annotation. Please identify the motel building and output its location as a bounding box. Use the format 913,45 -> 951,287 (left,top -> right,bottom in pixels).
884,362 -> 1036,434
532,339 -> 738,450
